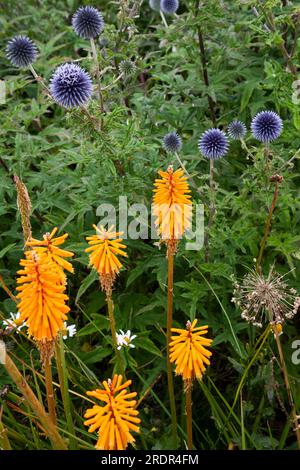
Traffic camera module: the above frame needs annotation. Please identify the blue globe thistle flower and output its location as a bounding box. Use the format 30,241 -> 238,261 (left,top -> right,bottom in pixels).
149,0 -> 161,11
160,0 -> 179,15
6,35 -> 37,68
163,132 -> 182,153
50,63 -> 93,108
228,120 -> 247,140
72,6 -> 104,39
198,129 -> 229,160
251,110 -> 283,143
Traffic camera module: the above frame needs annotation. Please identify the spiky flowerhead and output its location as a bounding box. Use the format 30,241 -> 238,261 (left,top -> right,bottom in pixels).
85,225 -> 127,298
232,268 -> 300,327
162,132 -> 182,153
26,227 -> 74,283
149,0 -> 161,11
152,166 -> 192,254
6,35 -> 37,68
251,111 -> 283,143
169,319 -> 213,381
198,128 -> 229,160
84,374 -> 140,450
160,0 -> 179,14
228,120 -> 247,140
119,59 -> 137,78
50,63 -> 92,108
16,251 -> 70,348
72,6 -> 104,39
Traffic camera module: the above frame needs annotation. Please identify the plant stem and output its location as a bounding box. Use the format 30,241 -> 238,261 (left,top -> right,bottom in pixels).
160,11 -> 168,28
28,64 -> 51,97
1,345 -> 67,450
167,251 -> 178,448
0,275 -> 18,303
185,380 -> 193,450
0,407 -> 11,450
90,38 -> 104,122
44,359 -> 57,426
256,176 -> 282,272
55,336 -> 77,449
107,296 -> 125,376
274,329 -> 300,449
174,152 -> 201,195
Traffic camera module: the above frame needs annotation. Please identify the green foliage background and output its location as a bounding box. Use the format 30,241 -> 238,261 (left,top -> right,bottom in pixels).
0,0 -> 300,450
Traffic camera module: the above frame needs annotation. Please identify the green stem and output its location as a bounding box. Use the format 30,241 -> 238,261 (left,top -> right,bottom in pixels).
90,38 -> 104,123
0,408 -> 11,450
55,336 -> 77,450
167,251 -> 178,448
1,344 -> 67,450
44,360 -> 57,426
256,178 -> 281,272
107,296 -> 125,376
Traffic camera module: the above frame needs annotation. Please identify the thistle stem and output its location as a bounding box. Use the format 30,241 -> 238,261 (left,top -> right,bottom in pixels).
1,345 -> 67,450
28,64 -> 51,97
90,38 -> 104,121
167,251 -> 178,448
256,177 -> 281,272
107,296 -> 125,376
174,152 -> 201,195
274,329 -> 300,449
44,359 -> 57,426
185,380 -> 193,450
160,11 -> 169,28
55,336 -> 77,449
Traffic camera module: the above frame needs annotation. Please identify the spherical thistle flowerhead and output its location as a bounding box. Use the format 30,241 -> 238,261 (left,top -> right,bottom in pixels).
119,59 -> 137,78
84,374 -> 140,450
152,166 -> 192,254
50,63 -> 92,108
198,128 -> 229,160
85,225 -> 127,298
160,0 -> 179,15
169,319 -> 213,381
72,6 -> 104,39
228,120 -> 247,140
16,251 -> 70,347
251,110 -> 283,143
6,35 -> 37,68
232,267 -> 300,328
162,132 -> 182,153
149,0 -> 161,11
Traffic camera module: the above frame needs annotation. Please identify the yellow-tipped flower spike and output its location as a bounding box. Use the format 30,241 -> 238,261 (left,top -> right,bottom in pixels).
84,374 -> 140,450
169,319 -> 213,381
16,251 -> 70,345
26,227 -> 74,275
153,166 -> 192,254
85,225 -> 127,297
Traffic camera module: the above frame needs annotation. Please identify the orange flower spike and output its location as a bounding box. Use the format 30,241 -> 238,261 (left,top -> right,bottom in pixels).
153,166 -> 192,243
85,225 -> 127,296
16,251 -> 70,343
169,319 -> 213,381
26,227 -> 74,274
84,374 -> 140,450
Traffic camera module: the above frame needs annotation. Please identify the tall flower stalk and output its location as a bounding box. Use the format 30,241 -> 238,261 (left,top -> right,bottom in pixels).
85,224 -> 127,374
169,319 -> 213,449
153,166 -> 192,447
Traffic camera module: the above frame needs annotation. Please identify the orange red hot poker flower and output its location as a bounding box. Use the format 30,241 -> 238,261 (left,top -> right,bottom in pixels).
169,319 -> 213,381
85,225 -> 127,296
16,250 -> 70,344
26,227 -> 74,276
84,374 -> 140,450
153,166 -> 192,250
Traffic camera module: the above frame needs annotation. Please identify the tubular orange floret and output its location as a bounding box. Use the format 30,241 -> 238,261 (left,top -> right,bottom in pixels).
26,227 -> 74,275
84,374 -> 140,450
169,319 -> 213,381
153,166 -> 192,254
16,250 -> 70,346
85,225 -> 127,297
